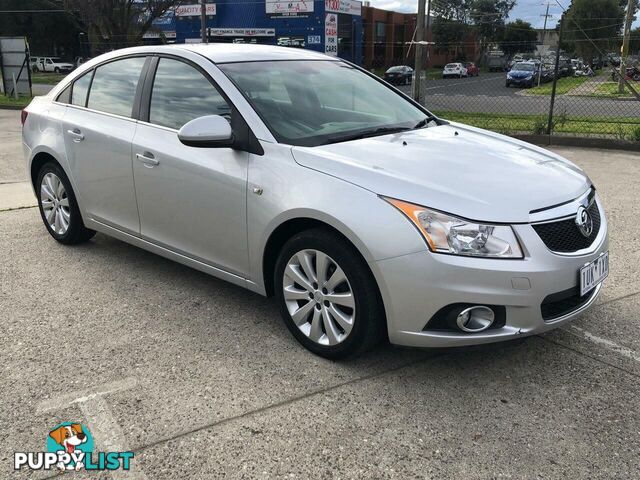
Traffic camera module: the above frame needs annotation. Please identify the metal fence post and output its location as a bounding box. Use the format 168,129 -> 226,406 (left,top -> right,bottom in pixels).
546,22 -> 563,136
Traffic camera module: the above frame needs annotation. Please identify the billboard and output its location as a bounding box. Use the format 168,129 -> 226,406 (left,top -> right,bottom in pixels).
325,0 -> 361,16
324,13 -> 337,56
175,4 -> 216,16
266,1 -> 314,17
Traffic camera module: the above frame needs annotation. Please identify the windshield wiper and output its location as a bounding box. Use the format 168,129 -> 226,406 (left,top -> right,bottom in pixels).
325,126 -> 412,144
413,114 -> 440,129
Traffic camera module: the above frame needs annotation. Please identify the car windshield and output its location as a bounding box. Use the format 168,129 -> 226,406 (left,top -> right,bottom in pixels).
513,63 -> 535,71
445,64 -> 458,68
219,60 -> 430,147
386,66 -> 404,73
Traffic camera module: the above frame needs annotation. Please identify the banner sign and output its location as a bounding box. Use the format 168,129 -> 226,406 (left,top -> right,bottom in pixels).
209,28 -> 275,37
324,13 -> 337,56
325,0 -> 361,16
175,4 -> 216,16
266,1 -> 313,17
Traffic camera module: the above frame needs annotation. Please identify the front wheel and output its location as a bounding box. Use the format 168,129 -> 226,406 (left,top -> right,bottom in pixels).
274,228 -> 384,359
54,67 -> 60,73
36,162 -> 95,245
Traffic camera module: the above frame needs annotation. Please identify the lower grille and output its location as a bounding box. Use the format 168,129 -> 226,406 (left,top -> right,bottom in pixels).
541,286 -> 596,321
532,201 -> 600,253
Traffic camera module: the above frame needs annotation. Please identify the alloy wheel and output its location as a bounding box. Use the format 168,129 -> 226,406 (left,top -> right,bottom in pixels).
282,249 -> 355,346
40,172 -> 70,235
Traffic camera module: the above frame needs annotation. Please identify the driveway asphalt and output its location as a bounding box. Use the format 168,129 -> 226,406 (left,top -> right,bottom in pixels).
1,109 -> 639,479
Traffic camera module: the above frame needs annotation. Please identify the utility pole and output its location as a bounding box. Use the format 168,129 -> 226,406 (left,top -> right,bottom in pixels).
425,0 -> 432,80
618,0 -> 635,93
201,0 -> 208,44
412,0 -> 427,102
537,3 -> 552,86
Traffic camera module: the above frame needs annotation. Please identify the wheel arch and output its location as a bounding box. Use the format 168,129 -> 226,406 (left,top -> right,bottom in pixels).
262,216 -> 377,299
30,151 -> 61,190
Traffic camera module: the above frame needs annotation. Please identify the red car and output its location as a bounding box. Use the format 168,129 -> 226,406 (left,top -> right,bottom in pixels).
464,62 -> 479,77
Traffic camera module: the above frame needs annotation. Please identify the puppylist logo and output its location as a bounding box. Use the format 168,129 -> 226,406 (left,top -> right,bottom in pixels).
14,422 -> 134,472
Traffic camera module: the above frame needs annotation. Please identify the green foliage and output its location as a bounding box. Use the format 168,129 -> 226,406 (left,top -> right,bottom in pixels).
630,27 -> 640,55
532,116 -> 549,135
432,18 -> 469,55
560,0 -> 625,62
470,0 -> 516,43
499,19 -> 538,56
631,126 -> 640,142
64,0 -> 185,54
0,0 -> 82,58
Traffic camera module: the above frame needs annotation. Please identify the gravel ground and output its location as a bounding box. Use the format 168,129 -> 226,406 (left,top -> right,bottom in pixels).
1,108 -> 639,479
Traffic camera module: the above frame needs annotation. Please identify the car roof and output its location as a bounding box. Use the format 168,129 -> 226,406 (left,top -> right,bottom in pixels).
171,43 -> 331,63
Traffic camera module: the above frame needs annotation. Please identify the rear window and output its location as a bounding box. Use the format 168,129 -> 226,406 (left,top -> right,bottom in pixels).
72,71 -> 93,107
445,64 -> 457,68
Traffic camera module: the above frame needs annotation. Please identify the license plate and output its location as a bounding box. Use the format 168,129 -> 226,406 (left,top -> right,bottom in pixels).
579,252 -> 609,297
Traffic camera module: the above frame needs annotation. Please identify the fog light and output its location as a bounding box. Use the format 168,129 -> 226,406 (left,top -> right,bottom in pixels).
456,306 -> 495,333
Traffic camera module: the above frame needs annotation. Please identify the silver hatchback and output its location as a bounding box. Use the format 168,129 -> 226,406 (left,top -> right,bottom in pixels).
22,44 -> 608,359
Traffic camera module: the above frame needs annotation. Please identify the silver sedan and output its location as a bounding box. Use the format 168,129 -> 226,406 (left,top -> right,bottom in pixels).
22,44 -> 608,358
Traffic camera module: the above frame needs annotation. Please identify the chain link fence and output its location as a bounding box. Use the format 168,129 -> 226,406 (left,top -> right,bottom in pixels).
402,56 -> 640,145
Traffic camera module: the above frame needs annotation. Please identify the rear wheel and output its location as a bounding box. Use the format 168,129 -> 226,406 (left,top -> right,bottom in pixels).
54,67 -> 60,73
274,228 -> 384,359
36,162 -> 95,245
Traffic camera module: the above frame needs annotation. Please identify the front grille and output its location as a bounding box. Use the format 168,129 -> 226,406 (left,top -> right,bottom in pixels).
532,201 -> 600,253
541,286 -> 597,321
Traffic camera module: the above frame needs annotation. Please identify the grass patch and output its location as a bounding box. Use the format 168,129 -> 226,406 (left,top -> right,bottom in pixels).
526,76 -> 589,95
588,82 -> 635,98
0,94 -> 33,108
31,72 -> 66,85
433,110 -> 640,141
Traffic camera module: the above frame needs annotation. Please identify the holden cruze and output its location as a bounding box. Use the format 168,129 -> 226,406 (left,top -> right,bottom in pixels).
22,44 -> 608,359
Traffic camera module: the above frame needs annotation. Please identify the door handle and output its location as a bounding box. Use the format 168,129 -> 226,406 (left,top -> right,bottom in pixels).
67,129 -> 84,142
136,152 -> 159,167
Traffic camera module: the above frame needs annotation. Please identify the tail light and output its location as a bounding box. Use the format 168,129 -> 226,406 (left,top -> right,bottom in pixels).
21,109 -> 28,126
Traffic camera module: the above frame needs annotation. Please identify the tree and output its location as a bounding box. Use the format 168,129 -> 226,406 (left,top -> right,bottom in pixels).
432,18 -> 469,60
431,0 -> 470,23
469,0 -> 516,61
470,0 -> 516,44
560,0 -> 625,62
64,0 -> 186,53
499,19 -> 538,57
0,0 -> 83,58
631,26 -> 640,55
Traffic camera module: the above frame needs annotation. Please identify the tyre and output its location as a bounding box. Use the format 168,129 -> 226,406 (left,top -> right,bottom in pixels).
274,228 -> 385,359
54,67 -> 60,73
36,162 -> 95,245
505,81 -> 510,88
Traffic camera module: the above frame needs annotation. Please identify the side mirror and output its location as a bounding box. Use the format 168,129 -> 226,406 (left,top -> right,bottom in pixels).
178,115 -> 234,148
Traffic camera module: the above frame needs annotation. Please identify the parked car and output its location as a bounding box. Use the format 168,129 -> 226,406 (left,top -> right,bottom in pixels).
33,57 -> 74,73
539,64 -> 555,83
22,44 -> 609,359
487,56 -> 507,72
506,62 -> 537,88
383,65 -> 413,85
463,62 -> 479,77
442,63 -> 467,78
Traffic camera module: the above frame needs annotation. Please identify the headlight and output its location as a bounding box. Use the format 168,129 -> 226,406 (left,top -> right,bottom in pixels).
384,198 -> 524,259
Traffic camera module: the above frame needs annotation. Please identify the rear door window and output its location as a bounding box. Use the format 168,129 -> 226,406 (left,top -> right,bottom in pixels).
71,71 -> 93,107
87,57 -> 146,117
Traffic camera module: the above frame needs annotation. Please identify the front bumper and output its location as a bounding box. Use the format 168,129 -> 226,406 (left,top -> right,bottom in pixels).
373,196 -> 608,348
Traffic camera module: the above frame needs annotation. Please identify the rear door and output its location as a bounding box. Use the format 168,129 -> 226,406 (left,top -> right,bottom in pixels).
61,56 -> 149,234
131,56 -> 250,276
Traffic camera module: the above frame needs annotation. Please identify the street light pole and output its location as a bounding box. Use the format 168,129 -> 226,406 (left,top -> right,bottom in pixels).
201,0 -> 208,44
412,0 -> 426,102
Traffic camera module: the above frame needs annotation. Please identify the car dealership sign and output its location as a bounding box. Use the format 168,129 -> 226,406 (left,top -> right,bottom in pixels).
325,0 -> 361,16
324,13 -> 337,56
266,0 -> 313,17
175,4 -> 216,16
209,28 -> 275,37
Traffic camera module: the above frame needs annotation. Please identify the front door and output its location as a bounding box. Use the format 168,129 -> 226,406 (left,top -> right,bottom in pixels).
131,57 -> 249,277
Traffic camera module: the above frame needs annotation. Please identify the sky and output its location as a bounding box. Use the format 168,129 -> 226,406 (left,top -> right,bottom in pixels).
367,0 -> 640,29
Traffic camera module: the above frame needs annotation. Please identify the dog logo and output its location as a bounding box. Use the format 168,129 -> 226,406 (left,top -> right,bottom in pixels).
14,422 -> 133,471
48,423 -> 92,470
